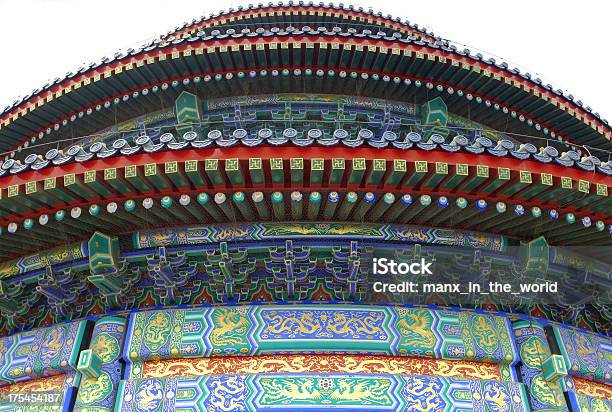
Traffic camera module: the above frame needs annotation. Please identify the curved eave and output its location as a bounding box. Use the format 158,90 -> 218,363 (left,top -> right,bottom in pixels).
1,33 -> 610,155
161,3 -> 437,43
0,146 -> 609,261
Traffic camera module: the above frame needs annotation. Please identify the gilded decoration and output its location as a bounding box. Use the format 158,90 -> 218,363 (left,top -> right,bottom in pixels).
208,307 -> 251,354
134,223 -> 505,252
77,372 -> 113,405
574,377 -> 612,400
124,305 -> 517,364
143,312 -> 171,353
395,308 -> 436,356
257,375 -> 394,406
116,374 -> 529,411
0,374 -> 66,392
136,354 -> 502,380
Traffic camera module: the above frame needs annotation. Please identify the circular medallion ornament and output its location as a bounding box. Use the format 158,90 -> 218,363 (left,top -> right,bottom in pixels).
135,379 -> 164,412
483,381 -> 511,412
529,374 -> 557,406
78,372 -> 112,405
519,336 -> 547,369
93,333 -> 120,364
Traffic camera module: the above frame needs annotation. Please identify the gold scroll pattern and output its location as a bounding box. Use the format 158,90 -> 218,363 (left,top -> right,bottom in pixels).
0,374 -> 67,392
139,354 -> 501,380
574,377 -> 612,400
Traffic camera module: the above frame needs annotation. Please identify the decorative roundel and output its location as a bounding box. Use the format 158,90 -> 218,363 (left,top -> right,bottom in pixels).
364,192 -> 377,203
407,132 -> 422,142
450,135 -> 468,146
383,131 -> 399,141
179,194 -> 191,206
124,200 -> 136,212
231,129 -> 247,139
428,133 -> 446,144
520,143 -> 538,154
456,197 -> 468,208
328,192 -> 340,202
45,148 -> 59,160
183,131 -> 198,141
159,133 -> 174,143
258,128 -> 273,139
8,222 -> 18,233
438,196 -> 449,208
582,216 -> 592,227
90,142 -> 108,153
333,129 -> 349,140
252,192 -> 264,202
133,379 -> 163,412
214,193 -> 226,204
283,128 -> 298,139
71,207 -> 82,218
498,139 -> 515,150
358,129 -> 374,140
161,196 -> 172,208
308,129 -> 323,139
208,130 -> 222,140
0,159 -> 14,171
24,153 -> 39,164
89,205 -> 100,215
476,200 -> 488,210
420,195 -> 432,205
142,198 -> 154,209
135,135 -> 150,145
542,146 -> 559,157
112,139 -> 127,149
514,205 -> 525,216
549,209 -> 559,220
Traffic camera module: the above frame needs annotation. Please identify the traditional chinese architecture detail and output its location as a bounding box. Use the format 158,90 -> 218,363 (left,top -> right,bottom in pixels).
265,240 -> 317,299
204,242 -> 256,302
146,247 -> 199,305
512,321 -> 568,410
36,265 -> 88,318
324,241 -> 370,300
115,374 -> 530,411
88,232 -> 141,310
0,2 -> 609,411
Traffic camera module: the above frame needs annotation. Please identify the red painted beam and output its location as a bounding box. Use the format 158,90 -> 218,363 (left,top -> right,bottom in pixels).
1,147 -> 610,188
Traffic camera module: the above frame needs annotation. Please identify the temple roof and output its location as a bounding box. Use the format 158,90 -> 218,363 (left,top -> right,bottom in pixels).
0,2 -> 610,157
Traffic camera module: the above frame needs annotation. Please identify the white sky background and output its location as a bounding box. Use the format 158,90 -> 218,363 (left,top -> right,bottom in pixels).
0,0 -> 610,121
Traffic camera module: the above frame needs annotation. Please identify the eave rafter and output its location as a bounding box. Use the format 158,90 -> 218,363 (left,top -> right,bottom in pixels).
0,146 -> 609,261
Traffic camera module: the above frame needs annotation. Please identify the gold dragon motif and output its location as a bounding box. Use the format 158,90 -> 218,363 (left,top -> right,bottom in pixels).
263,311 -> 323,336
396,309 -> 436,352
210,308 -> 249,346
